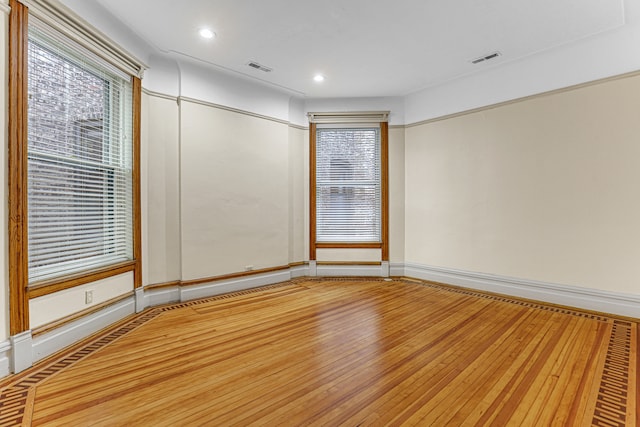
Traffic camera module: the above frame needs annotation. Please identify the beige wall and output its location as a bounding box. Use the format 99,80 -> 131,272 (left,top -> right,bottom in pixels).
142,92 -> 181,285
405,75 -> 640,294
288,126 -> 306,264
180,100 -> 290,280
29,273 -> 133,328
389,127 -> 405,263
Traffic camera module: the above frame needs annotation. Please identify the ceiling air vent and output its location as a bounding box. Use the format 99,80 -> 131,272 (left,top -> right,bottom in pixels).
471,51 -> 501,64
247,61 -> 272,72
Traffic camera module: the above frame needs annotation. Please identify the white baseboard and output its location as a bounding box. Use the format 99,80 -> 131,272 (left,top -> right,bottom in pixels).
143,286 -> 181,308
32,298 -> 135,363
316,264 -> 386,277
390,262 -> 405,277
290,264 -> 309,278
404,262 -> 640,318
0,340 -> 10,378
179,269 -> 292,301
11,331 -> 33,373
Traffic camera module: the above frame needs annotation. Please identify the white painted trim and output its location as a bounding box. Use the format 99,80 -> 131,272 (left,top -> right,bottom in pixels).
32,298 -> 135,362
316,264 -> 385,277
179,269 -> 292,302
381,261 -> 390,277
404,263 -> 640,319
290,264 -> 310,278
309,260 -> 317,277
0,340 -> 11,378
10,331 -> 33,373
144,286 -> 181,307
307,111 -> 390,124
390,262 -> 405,277
135,287 -> 145,313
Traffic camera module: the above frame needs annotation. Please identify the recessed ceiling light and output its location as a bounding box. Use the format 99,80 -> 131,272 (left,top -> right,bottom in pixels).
313,74 -> 325,82
199,28 -> 216,39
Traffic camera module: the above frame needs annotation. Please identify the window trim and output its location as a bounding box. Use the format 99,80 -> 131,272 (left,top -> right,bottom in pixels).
309,117 -> 389,262
7,0 -> 142,335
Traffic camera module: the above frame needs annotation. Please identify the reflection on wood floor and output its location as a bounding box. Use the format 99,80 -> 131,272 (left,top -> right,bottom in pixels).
0,278 -> 637,426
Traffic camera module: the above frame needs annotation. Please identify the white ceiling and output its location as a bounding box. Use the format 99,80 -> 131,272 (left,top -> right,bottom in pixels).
86,0 -> 624,98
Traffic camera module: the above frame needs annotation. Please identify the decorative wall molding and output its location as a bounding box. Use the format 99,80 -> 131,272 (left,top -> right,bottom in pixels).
404,262 -> 640,319
141,87 -> 178,102
180,96 -> 290,126
289,123 -> 308,131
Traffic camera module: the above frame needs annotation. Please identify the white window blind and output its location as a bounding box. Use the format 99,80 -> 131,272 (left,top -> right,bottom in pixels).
316,127 -> 381,242
27,21 -> 134,283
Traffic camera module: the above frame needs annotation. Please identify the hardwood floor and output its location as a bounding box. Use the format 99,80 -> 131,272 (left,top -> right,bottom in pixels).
1,278 -> 637,426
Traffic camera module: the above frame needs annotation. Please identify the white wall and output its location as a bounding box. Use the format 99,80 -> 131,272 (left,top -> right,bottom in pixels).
179,60 -> 293,123
58,0 -> 153,67
405,74 -> 640,295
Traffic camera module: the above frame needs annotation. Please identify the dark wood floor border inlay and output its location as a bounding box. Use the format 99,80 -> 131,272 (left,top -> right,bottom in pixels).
592,320 -> 633,427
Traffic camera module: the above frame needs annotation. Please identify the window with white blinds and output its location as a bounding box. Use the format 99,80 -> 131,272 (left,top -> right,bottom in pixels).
27,21 -> 134,283
316,127 -> 381,242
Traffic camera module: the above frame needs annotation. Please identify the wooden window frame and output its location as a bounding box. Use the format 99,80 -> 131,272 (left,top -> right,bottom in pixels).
7,0 -> 142,335
309,119 -> 389,261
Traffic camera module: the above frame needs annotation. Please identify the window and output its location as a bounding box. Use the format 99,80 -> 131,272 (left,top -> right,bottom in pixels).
26,22 -> 134,283
309,112 -> 389,261
315,127 -> 381,242
8,0 -> 143,336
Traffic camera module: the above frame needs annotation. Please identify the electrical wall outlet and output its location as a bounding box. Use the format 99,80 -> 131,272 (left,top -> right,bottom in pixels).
85,290 -> 93,304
